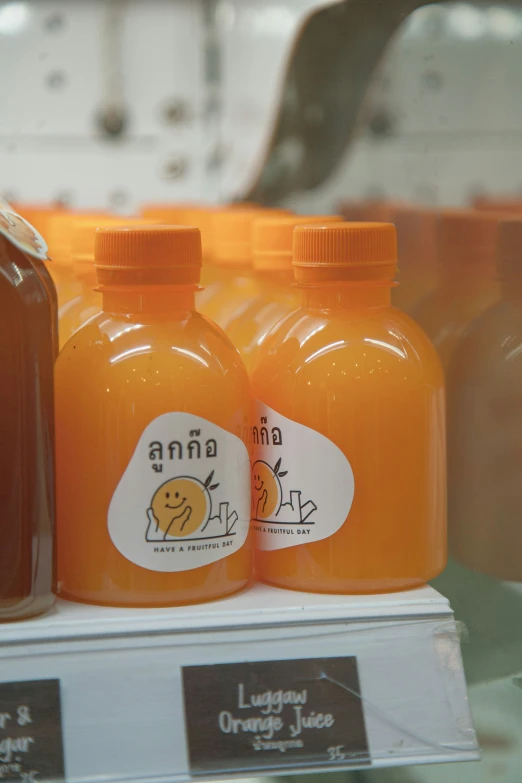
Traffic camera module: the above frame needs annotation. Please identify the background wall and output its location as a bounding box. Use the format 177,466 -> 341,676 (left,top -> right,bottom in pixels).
2,0 -> 522,211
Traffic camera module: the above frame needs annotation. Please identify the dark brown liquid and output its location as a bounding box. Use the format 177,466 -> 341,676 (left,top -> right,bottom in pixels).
0,235 -> 55,619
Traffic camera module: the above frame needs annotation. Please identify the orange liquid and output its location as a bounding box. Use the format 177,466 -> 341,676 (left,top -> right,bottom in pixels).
225,271 -> 299,373
252,285 -> 447,593
58,267 -> 100,350
55,287 -> 252,606
0,236 -> 55,620
197,265 -> 260,330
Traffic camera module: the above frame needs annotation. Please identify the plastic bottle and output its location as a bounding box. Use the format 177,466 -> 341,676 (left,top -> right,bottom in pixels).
0,202 -> 56,619
55,225 -> 252,606
448,218 -> 522,580
412,211 -> 500,370
390,206 -> 437,313
251,222 -> 446,594
198,208 -> 291,329
140,204 -> 220,303
226,214 -> 341,373
58,216 -> 153,349
12,203 -> 66,237
46,211 -> 107,311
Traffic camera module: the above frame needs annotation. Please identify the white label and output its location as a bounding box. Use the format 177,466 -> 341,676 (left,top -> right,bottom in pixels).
252,403 -> 354,551
0,202 -> 49,260
108,412 -> 250,572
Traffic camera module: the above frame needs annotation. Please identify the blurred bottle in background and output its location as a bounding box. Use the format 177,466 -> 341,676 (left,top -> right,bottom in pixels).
412,210 -> 500,370
474,196 -> 522,215
390,206 -> 438,313
199,207 -> 290,329
448,218 -> 522,581
338,199 -> 438,314
47,211 -> 107,311
226,214 -> 340,372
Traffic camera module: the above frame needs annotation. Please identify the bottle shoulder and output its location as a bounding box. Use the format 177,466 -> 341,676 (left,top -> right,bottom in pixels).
254,304 -> 442,382
56,310 -> 248,386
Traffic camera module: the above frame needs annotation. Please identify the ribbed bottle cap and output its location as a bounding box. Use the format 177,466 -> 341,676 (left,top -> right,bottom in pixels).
436,210 -> 499,264
253,215 -> 342,271
293,222 -> 397,283
180,206 -> 218,261
212,208 -> 292,266
72,217 -> 153,264
95,225 -> 202,286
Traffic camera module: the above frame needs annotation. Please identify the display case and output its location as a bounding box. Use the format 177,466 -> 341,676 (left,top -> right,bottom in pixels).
2,2 -> 522,782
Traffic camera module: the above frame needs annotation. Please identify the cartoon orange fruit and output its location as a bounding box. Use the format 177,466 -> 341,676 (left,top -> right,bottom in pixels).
150,476 -> 210,538
252,460 -> 282,519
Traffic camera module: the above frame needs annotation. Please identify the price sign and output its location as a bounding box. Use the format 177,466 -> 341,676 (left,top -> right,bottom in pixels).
182,657 -> 369,774
0,680 -> 65,783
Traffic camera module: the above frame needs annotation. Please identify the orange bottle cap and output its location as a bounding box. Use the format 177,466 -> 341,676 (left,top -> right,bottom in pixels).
293,222 -> 397,284
253,215 -> 342,272
47,211 -> 107,264
180,207 -> 218,262
212,208 -> 292,266
72,216 -> 154,264
95,225 -> 202,286
140,204 -> 219,262
436,210 -> 499,265
497,218 -> 522,278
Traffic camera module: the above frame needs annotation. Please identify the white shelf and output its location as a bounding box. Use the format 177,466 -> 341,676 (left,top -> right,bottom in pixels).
0,584 -> 479,783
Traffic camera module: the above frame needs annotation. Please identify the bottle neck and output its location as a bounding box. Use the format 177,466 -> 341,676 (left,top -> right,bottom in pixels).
101,286 -> 196,317
300,283 -> 391,310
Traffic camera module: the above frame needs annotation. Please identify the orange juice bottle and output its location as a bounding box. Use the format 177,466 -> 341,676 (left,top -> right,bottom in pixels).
198,208 -> 290,329
55,226 -> 252,606
141,203 -> 221,302
47,211 -> 107,311
251,223 -> 446,594
59,216 -> 153,349
448,218 -> 522,580
390,206 -> 437,313
412,211 -> 500,370
13,203 -> 67,236
226,215 -> 341,373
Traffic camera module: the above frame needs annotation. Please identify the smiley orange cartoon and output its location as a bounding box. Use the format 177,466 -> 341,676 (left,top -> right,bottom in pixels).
252,459 -> 287,520
150,476 -> 211,538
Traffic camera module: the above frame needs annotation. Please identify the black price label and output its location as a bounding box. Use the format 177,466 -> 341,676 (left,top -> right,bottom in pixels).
0,680 -> 65,783
182,657 -> 369,774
